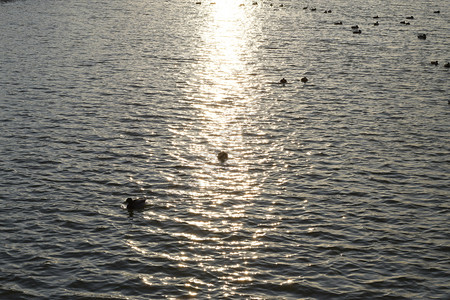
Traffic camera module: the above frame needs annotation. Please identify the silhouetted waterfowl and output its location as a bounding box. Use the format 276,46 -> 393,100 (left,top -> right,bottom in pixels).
373,15 -> 379,19
303,6 -> 308,10
351,25 -> 359,29
125,198 -> 146,210
418,33 -> 427,40
431,61 -> 438,66
374,21 -> 379,26
218,151 -> 228,162
334,21 -> 343,25
434,10 -> 440,14
280,78 -> 287,84
301,77 -> 308,83
195,1 -> 201,4
353,29 -> 362,34
406,16 -> 414,19
310,8 -> 316,11
444,62 -> 450,68
252,1 -> 258,5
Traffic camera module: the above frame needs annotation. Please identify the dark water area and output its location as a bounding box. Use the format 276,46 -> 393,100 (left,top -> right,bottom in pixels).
1,0 -> 449,299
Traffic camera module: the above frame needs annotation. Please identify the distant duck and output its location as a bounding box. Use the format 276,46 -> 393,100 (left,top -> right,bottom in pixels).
310,8 -> 316,11
301,77 -> 308,83
373,21 -> 379,26
303,6 -> 308,10
406,16 -> 414,19
353,29 -> 362,34
373,15 -> 379,19
431,61 -> 439,66
217,151 -> 228,162
280,78 -> 287,85
351,25 -> 359,29
434,10 -> 440,14
252,1 -> 258,5
418,33 -> 427,40
334,21 -> 343,25
444,62 -> 450,68
125,198 -> 146,210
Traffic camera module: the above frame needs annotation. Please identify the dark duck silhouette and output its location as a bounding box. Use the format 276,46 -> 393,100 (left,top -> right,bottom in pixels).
217,151 -> 228,163
280,78 -> 287,85
301,77 -> 308,83
125,198 -> 146,210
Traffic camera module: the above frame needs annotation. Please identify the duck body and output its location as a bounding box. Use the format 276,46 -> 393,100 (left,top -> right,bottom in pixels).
301,77 -> 308,83
418,33 -> 427,40
125,198 -> 146,210
280,78 -> 287,84
217,151 -> 229,163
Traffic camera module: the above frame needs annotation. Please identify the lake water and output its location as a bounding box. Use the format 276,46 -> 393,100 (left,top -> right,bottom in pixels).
1,0 -> 449,299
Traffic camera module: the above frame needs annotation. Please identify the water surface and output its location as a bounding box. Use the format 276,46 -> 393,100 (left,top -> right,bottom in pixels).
1,0 -> 449,299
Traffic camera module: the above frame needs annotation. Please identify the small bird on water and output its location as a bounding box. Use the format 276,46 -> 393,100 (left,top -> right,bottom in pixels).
217,151 -> 228,163
280,78 -> 287,85
125,198 -> 146,210
301,77 -> 308,83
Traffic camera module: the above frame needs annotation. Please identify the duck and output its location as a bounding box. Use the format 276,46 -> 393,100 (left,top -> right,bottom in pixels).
125,198 -> 146,210
406,16 -> 414,19
217,151 -> 228,162
374,21 -> 379,26
444,62 -> 450,68
301,77 -> 308,83
334,21 -> 343,25
434,10 -> 440,14
373,15 -> 379,19
418,33 -> 427,40
351,25 -> 359,29
280,78 -> 287,84
431,61 -> 438,66
353,29 -> 362,34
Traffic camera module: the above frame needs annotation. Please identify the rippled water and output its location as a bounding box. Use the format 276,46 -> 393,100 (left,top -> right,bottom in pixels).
1,0 -> 449,299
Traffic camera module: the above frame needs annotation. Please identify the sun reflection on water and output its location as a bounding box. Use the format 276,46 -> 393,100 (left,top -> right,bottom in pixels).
136,1 -> 282,295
